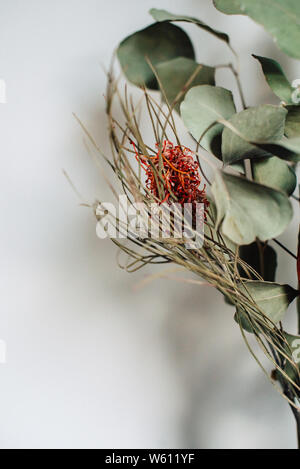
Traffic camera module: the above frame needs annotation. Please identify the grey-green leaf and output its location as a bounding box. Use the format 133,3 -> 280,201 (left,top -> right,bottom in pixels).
150,8 -> 230,44
213,0 -> 244,14
156,58 -> 215,113
244,281 -> 297,323
258,137 -> 300,163
239,242 -> 277,282
211,171 -> 293,245
235,282 -> 297,332
252,156 -> 297,196
253,55 -> 294,104
117,22 -> 195,89
285,106 -> 300,138
283,332 -> 300,383
222,105 -> 287,165
180,85 -> 236,158
204,198 -> 237,253
214,0 -> 300,60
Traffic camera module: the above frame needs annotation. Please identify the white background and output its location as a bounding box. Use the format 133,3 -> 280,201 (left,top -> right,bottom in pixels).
0,0 -> 300,449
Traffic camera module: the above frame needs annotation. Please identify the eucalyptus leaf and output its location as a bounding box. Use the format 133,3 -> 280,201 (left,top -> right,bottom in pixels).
211,171 -> 293,245
231,164 -> 245,175
258,137 -> 300,163
214,0 -> 300,60
150,8 -> 230,45
284,333 -> 300,364
234,310 -> 256,333
213,0 -> 244,14
252,156 -> 297,196
222,105 -> 287,165
253,55 -> 294,104
222,108 -> 300,163
285,106 -> 300,138
156,58 -> 215,112
235,282 -> 297,332
205,198 -> 236,252
117,22 -> 195,89
243,282 -> 297,323
283,332 -> 300,384
239,242 -> 277,282
180,85 -> 236,158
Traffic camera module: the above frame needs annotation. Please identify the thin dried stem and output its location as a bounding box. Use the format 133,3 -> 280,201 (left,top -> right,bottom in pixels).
86,68 -> 300,413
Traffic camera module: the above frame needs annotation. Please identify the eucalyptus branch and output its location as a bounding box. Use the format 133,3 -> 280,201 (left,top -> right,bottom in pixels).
91,7 -> 300,449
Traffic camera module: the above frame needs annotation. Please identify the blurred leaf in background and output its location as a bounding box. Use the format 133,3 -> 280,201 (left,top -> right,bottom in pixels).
214,0 -> 300,59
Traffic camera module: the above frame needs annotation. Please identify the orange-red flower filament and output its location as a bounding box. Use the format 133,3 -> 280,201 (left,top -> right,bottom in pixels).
130,140 -> 209,215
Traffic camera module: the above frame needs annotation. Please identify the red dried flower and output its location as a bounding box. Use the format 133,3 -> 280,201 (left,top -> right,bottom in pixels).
131,140 -> 209,217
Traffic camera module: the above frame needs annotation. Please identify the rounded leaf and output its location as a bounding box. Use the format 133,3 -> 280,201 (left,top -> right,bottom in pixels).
252,156 -> 297,196
285,105 -> 300,138
235,282 -> 298,332
284,332 -> 300,384
239,242 -> 277,282
253,55 -> 294,104
214,0 -> 300,60
222,105 -> 287,165
213,0 -> 244,14
150,8 -> 230,44
117,23 -> 195,89
156,57 -> 215,112
243,281 -> 297,323
180,85 -> 236,158
260,137 -> 300,163
211,171 -> 293,245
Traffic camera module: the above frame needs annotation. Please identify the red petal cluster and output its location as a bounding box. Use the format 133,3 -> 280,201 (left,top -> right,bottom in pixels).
132,140 -> 209,213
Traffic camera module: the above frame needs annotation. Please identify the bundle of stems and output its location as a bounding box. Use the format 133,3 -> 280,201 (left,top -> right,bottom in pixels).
78,63 -> 300,445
